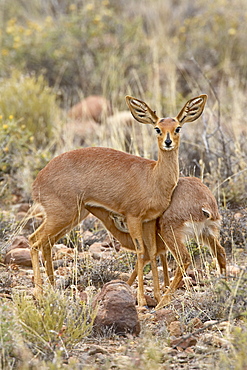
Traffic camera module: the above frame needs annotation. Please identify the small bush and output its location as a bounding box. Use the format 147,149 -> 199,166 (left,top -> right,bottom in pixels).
14,289 -> 96,361
0,300 -> 29,369
0,114 -> 52,203
0,71 -> 61,147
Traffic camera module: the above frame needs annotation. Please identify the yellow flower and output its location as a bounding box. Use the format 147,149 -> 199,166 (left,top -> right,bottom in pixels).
24,29 -> 33,36
9,115 -> 14,120
228,28 -> 236,36
3,124 -> 8,129
7,18 -> 17,26
21,124 -> 26,129
0,115 -> 2,119
45,16 -> 53,25
86,4 -> 94,11
1,49 -> 9,56
29,136 -> 34,142
13,43 -> 21,49
6,26 -> 14,34
179,26 -> 186,34
93,15 -> 102,24
69,4 -> 76,11
3,147 -> 9,152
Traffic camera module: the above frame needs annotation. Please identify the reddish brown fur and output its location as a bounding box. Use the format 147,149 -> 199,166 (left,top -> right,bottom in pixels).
87,177 -> 226,309
29,95 -> 207,305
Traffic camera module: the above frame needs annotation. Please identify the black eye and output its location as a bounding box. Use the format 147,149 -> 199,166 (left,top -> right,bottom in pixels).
175,126 -> 181,133
154,127 -> 161,135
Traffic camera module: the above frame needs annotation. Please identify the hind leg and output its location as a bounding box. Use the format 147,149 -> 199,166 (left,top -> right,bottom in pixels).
155,228 -> 191,310
159,252 -> 170,290
29,221 -> 53,297
203,234 -> 226,275
29,207 -> 89,297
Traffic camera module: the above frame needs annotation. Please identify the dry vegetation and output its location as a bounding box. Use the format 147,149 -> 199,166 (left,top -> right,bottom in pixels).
0,0 -> 247,368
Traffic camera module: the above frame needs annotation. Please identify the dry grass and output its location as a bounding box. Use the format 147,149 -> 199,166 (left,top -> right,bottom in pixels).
0,0 -> 247,368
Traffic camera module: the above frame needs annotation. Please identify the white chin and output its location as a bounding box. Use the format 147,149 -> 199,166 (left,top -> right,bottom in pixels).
163,146 -> 174,151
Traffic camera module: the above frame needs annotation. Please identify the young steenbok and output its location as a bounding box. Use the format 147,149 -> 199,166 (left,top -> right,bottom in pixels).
29,94 -> 207,305
86,177 -> 226,309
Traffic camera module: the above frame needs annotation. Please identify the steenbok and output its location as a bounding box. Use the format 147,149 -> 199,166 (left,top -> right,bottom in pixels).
29,94 -> 207,305
86,176 -> 226,309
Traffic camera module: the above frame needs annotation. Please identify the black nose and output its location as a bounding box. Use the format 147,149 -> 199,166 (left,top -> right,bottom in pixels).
165,138 -> 172,146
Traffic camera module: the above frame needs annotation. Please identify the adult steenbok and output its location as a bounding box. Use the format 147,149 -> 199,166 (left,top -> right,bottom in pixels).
29,94 -> 207,305
86,177 -> 226,309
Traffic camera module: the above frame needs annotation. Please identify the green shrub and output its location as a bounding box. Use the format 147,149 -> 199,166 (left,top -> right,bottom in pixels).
0,1 -> 149,103
0,114 -> 52,203
0,71 -> 60,147
14,289 -> 96,360
0,300 -> 29,369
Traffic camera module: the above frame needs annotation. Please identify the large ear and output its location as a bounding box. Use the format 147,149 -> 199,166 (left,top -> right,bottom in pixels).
176,94 -> 207,125
125,95 -> 159,125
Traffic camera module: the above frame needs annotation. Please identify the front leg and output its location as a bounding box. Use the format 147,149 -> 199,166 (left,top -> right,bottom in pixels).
127,216 -> 147,306
143,220 -> 161,303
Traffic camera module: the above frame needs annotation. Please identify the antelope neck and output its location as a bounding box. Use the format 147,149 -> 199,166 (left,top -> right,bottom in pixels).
156,148 -> 178,188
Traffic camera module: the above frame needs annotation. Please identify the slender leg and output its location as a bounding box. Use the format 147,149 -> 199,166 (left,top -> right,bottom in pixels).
160,252 -> 170,289
155,228 -> 191,310
203,234 -> 226,274
127,264 -> 138,286
29,208 -> 90,298
127,249 -> 152,286
156,233 -> 170,290
127,216 -> 147,306
29,222 -> 60,297
29,237 -> 43,297
143,220 -> 161,303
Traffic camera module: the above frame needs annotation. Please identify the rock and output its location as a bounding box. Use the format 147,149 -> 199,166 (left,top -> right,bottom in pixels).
88,344 -> 109,356
4,248 -> 32,267
203,320 -> 218,329
93,280 -> 140,336
118,272 -> 131,282
144,294 -> 157,307
53,246 -> 74,260
53,259 -> 69,269
89,242 -> 104,255
170,335 -> 197,350
188,317 -> 203,331
202,333 -> 231,348
68,95 -> 112,123
89,242 -> 113,260
168,321 -> 183,337
6,236 -> 29,253
101,235 -> 121,251
16,203 -> 31,213
154,308 -> 178,325
234,212 -> 243,220
134,293 -> 157,308
227,264 -> 241,277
